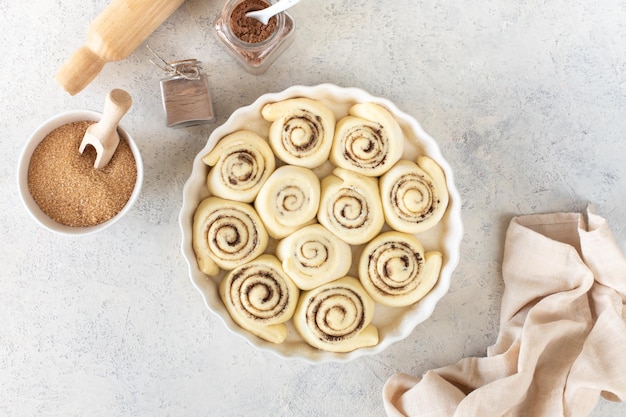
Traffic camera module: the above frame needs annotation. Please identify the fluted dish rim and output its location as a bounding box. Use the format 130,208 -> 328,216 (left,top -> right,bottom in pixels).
179,84 -> 463,363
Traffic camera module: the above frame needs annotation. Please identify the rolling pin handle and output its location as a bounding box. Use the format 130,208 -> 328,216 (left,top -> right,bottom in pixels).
55,46 -> 105,96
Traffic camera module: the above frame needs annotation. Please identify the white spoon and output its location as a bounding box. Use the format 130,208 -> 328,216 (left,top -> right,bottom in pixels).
245,0 -> 301,25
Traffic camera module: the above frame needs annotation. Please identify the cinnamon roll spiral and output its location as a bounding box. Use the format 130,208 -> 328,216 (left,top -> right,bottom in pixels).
254,165 -> 320,239
293,276 -> 379,352
317,167 -> 385,245
192,197 -> 269,276
276,224 -> 352,290
220,255 -> 299,344
261,98 -> 336,168
330,102 -> 404,177
202,130 -> 276,203
379,156 -> 449,234
358,231 -> 442,307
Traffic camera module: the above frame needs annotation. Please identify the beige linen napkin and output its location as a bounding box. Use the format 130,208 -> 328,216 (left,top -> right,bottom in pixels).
383,208 -> 626,417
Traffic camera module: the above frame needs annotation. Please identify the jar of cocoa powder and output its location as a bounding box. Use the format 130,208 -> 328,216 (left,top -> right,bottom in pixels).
214,0 -> 295,75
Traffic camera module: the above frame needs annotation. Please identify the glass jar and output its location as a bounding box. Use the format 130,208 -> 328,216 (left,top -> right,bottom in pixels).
214,0 -> 296,75
158,59 -> 215,128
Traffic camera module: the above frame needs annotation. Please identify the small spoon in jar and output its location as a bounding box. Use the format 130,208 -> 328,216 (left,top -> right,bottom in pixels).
79,89 -> 132,169
245,0 -> 301,25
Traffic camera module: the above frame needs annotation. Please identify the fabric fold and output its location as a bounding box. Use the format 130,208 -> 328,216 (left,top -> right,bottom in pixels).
383,208 -> 626,417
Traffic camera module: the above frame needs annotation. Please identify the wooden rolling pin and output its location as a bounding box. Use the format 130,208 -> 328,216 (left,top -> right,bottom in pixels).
55,0 -> 186,95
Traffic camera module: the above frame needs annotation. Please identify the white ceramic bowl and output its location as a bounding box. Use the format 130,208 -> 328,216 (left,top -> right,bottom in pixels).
17,110 -> 143,236
179,84 -> 463,363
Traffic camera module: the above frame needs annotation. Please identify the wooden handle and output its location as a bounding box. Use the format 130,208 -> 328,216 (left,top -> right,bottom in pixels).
56,0 -> 186,95
98,89 -> 133,137
83,89 -> 133,169
55,47 -> 105,96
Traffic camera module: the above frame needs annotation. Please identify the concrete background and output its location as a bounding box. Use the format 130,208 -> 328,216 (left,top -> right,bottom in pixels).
1,0 -> 625,415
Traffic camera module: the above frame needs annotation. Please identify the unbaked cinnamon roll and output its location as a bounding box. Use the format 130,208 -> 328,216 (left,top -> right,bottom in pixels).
358,231 -> 442,307
261,97 -> 336,168
317,167 -> 385,245
293,276 -> 379,352
275,224 -> 352,290
202,130 -> 276,203
220,254 -> 299,344
192,196 -> 269,276
330,102 -> 404,177
379,156 -> 449,234
254,165 -> 320,239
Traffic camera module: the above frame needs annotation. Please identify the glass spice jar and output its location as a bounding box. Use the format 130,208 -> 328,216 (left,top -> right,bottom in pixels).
158,59 -> 215,128
214,0 -> 296,75
148,46 -> 215,128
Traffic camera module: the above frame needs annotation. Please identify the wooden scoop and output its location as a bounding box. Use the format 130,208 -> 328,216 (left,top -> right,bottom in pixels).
80,89 -> 132,169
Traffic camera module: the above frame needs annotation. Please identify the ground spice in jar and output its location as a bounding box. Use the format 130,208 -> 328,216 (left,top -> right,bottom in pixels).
27,121 -> 137,227
230,0 -> 278,43
214,0 -> 295,74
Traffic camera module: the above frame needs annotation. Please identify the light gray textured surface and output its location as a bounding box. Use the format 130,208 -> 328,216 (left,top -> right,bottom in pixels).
2,0 -> 625,416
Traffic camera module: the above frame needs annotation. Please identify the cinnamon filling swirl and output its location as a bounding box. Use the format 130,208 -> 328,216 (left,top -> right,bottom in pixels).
365,240 -> 424,297
330,187 -> 368,230
202,130 -> 275,203
380,156 -> 449,234
276,224 -> 352,290
192,197 -> 269,275
221,150 -> 261,188
318,168 -> 384,245
330,102 -> 404,177
262,97 -> 336,168
297,240 -> 329,268
220,254 -> 299,344
255,165 -> 320,239
279,111 -> 324,157
358,231 -> 442,307
228,266 -> 290,321
342,123 -> 388,170
293,277 -> 379,352
207,212 -> 258,260
390,172 -> 437,222
306,287 -> 366,342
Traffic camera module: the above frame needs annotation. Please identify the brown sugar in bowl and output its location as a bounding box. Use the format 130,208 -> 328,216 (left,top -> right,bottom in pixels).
17,110 -> 144,236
